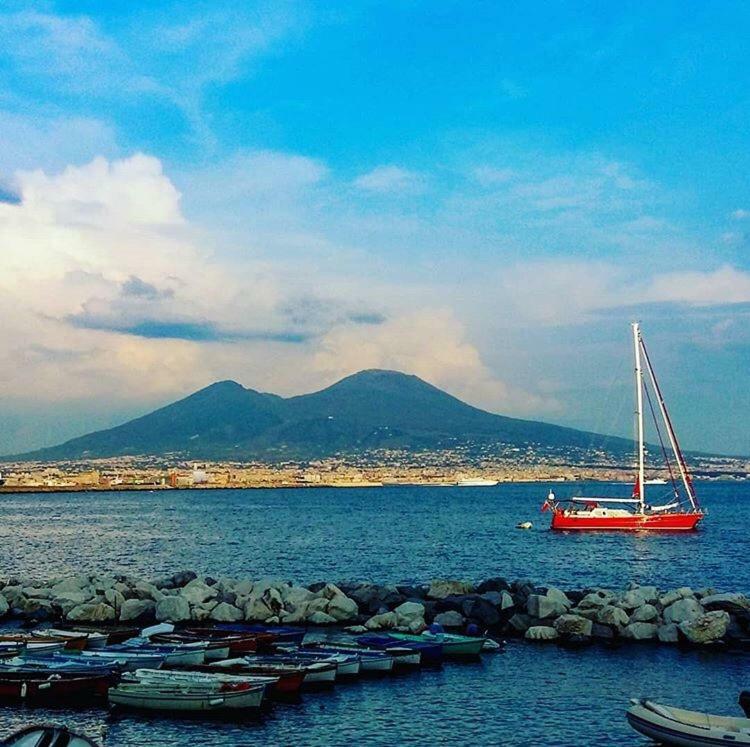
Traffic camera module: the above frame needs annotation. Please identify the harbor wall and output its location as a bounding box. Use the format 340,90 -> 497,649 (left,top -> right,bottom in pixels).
1,573 -> 747,648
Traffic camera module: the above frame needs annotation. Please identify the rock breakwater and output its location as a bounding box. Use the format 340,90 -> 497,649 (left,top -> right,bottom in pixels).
1,573 -> 748,648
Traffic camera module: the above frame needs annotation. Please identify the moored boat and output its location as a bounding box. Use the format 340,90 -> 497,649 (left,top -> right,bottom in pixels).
1,724 -> 102,746
209,657 -> 337,688
0,672 -> 114,701
108,680 -> 266,712
33,629 -> 108,650
626,698 -> 750,746
542,323 -> 704,532
271,648 -> 361,678
0,635 -> 67,655
149,633 -> 229,661
355,634 -> 443,666
301,643 -> 396,673
67,626 -> 140,645
388,632 -> 486,657
212,623 -> 306,645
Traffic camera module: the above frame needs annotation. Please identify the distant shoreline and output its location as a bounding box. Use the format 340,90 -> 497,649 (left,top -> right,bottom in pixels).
0,475 -> 744,495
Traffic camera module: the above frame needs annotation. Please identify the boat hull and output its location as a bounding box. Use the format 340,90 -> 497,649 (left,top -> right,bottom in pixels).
0,673 -> 114,701
626,701 -> 750,746
551,510 -> 703,531
108,683 -> 265,712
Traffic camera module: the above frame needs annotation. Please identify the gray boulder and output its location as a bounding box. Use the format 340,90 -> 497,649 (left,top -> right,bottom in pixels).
434,611 -> 465,628
209,602 -> 243,622
119,599 -> 155,623
659,587 -> 694,608
507,613 -> 534,633
553,614 -> 593,637
623,622 -> 658,641
394,602 -> 425,628
0,595 -> 10,618
578,591 -> 614,609
630,604 -> 659,623
596,605 -> 629,627
700,593 -> 750,614
679,611 -> 730,645
66,602 -> 116,622
155,596 -> 191,623
526,588 -> 571,619
663,597 -> 702,624
327,594 -> 360,622
180,580 -> 217,605
308,611 -> 338,625
525,626 -> 558,641
364,611 -> 398,630
427,580 -> 474,600
657,623 -> 680,643
620,586 -> 658,609
463,597 -> 500,627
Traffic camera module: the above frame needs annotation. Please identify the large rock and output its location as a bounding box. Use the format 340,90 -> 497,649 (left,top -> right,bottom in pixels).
578,591 -> 614,609
365,611 -> 398,630
527,589 -> 571,620
308,611 -> 337,625
596,605 -> 629,627
679,611 -> 730,645
394,602 -> 425,627
104,589 -> 125,613
119,599 -> 155,622
657,623 -> 679,643
282,586 -> 316,607
180,580 -> 217,605
52,591 -> 89,606
553,614 -> 593,637
463,597 -> 500,627
663,598 -> 702,625
507,613 -> 534,634
327,594 -> 359,622
623,622 -> 658,641
51,578 -> 86,596
155,596 -> 191,623
630,604 -> 659,623
209,602 -> 243,622
348,584 -> 404,613
66,603 -> 116,622
427,580 -> 474,600
133,582 -> 164,603
525,626 -> 558,641
659,588 -> 694,608
700,593 -> 750,614
434,611 -> 465,628
620,586 -> 658,610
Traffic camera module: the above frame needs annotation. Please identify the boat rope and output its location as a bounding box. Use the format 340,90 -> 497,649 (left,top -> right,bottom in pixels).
642,376 -> 681,503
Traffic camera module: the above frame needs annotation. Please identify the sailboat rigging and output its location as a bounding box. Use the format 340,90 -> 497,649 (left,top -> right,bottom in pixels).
542,322 -> 704,531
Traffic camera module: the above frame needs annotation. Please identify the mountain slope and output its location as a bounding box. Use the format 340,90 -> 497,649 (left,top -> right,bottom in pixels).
9,369 -> 632,461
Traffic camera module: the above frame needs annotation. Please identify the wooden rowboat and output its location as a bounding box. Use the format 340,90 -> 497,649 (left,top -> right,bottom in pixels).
627,698 -> 750,746
389,632 -> 486,657
0,672 -> 115,701
108,680 -> 266,712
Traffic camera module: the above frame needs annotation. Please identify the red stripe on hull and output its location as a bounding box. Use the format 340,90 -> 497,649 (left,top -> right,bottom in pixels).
551,511 -> 703,531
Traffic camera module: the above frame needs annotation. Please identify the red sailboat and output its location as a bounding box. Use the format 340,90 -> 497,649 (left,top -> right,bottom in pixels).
543,322 -> 704,531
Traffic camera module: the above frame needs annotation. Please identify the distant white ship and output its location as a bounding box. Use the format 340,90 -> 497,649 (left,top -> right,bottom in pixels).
644,478 -> 668,485
456,478 -> 499,487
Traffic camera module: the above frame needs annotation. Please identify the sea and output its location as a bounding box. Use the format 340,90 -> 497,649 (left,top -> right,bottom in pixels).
0,481 -> 747,746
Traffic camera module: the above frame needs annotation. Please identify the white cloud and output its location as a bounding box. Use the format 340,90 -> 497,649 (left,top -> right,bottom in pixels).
312,309 -> 551,414
354,165 -> 425,195
732,208 -> 750,220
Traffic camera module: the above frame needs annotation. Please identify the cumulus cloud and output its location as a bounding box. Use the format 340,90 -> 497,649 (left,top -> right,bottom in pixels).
312,309 -> 551,414
354,165 -> 425,195
732,208 -> 750,220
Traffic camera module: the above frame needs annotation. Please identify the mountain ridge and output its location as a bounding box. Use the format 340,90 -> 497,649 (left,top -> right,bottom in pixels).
5,369 -> 633,462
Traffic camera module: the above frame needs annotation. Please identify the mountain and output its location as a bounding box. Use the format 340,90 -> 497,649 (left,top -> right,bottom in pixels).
7,369 -> 632,461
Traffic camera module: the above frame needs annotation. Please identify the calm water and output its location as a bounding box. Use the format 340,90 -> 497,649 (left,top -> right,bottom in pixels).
0,482 -> 747,745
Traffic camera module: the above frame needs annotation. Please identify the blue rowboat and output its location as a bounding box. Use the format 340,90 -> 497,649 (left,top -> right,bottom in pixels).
355,634 -> 443,666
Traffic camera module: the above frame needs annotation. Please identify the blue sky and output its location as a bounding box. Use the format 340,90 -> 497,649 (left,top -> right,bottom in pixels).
1,0 -> 749,455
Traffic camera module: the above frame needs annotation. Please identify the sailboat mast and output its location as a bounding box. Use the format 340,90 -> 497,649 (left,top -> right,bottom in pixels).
632,322 -> 646,513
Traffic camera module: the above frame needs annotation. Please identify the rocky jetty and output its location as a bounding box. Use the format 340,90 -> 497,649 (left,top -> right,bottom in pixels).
1,573 -> 748,649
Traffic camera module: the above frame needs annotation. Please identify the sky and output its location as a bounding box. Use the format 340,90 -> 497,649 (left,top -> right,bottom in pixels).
1,0 -> 749,455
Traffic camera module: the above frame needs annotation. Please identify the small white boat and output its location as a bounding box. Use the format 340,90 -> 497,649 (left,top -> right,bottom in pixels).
456,478 -> 499,487
35,630 -> 108,650
108,680 -> 266,712
1,724 -> 101,746
78,650 -> 164,670
626,699 -> 750,746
